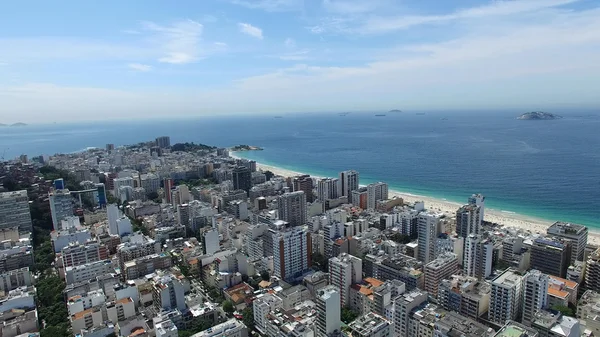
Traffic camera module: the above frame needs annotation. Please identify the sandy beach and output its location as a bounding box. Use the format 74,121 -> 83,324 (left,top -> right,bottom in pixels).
231,152 -> 600,246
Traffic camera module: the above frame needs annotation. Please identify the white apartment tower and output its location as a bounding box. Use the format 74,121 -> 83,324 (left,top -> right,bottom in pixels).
113,177 -> 134,199
417,212 -> 442,264
522,269 -> 549,326
490,269 -> 524,326
464,234 -> 493,279
393,290 -> 428,337
316,286 -> 341,337
0,190 -> 33,233
49,189 -> 73,231
456,204 -> 482,239
328,253 -> 363,307
468,193 -> 485,223
272,228 -> 312,281
339,170 -> 359,203
277,191 -> 307,227
318,178 -> 340,202
367,182 -> 388,210
107,204 -> 120,236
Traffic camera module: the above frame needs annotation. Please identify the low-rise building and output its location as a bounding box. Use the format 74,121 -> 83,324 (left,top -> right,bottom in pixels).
65,260 -> 114,285
548,275 -> 578,307
348,312 -> 391,337
493,321 -> 538,337
191,318 -> 248,337
532,310 -> 581,337
0,268 -> 32,292
438,275 -> 491,320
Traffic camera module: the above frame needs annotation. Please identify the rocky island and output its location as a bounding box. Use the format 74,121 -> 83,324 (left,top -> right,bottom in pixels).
230,144 -> 263,151
518,111 -> 562,120
0,123 -> 28,127
388,109 -> 402,113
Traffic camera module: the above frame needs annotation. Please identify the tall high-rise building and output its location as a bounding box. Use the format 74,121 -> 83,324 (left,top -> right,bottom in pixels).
155,136 -> 171,149
468,193 -> 485,223
464,234 -> 494,279
393,290 -> 428,337
351,187 -> 368,209
366,182 -> 388,210
152,274 -> 186,311
107,204 -> 120,235
277,191 -> 307,227
0,190 -> 32,233
95,183 -> 106,207
113,177 -> 134,199
49,188 -> 73,231
456,204 -> 482,239
272,228 -> 312,281
490,269 -> 524,326
424,253 -> 458,296
547,221 -> 588,264
328,253 -> 363,307
232,166 -> 252,193
522,270 -> 549,326
293,175 -> 314,202
585,248 -> 600,292
417,212 -> 442,264
339,170 -> 359,203
163,178 -> 174,203
106,144 -> 115,152
317,178 -> 340,202
316,286 -> 341,337
530,238 -> 571,278
140,173 -> 161,194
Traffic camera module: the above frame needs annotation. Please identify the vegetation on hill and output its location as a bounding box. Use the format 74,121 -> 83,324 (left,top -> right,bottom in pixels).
171,142 -> 216,152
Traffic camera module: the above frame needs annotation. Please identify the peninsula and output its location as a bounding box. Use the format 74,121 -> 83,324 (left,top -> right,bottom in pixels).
517,111 -> 562,120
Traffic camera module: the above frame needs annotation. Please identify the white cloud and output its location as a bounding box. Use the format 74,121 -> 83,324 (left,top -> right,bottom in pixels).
214,42 -> 228,47
2,2 -> 599,122
321,0 -> 388,14
360,0 -> 581,33
278,50 -> 310,61
229,0 -> 301,12
128,63 -> 152,72
238,23 -> 264,39
142,19 -> 204,64
284,38 -> 296,48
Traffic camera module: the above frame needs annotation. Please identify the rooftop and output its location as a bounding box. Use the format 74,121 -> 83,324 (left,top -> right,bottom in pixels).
494,321 -> 537,337
547,222 -> 588,236
492,269 -> 522,287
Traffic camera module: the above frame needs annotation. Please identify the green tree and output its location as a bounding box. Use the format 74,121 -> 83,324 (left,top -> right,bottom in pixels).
260,270 -> 270,281
312,252 -> 328,272
341,307 -> 358,324
222,300 -> 235,314
264,170 -> 274,181
552,305 -> 575,317
242,307 -> 255,330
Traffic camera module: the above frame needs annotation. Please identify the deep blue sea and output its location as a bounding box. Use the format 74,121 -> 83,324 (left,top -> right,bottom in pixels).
2,111 -> 599,228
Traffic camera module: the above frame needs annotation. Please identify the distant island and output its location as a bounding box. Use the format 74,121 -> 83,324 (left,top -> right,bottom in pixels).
230,144 -> 263,151
0,122 -> 27,127
518,111 -> 563,120
388,109 -> 402,113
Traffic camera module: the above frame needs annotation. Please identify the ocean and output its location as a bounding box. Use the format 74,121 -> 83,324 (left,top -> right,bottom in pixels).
1,111 -> 599,227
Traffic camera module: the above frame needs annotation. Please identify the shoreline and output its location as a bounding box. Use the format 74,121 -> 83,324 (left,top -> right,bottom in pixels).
230,152 -> 600,246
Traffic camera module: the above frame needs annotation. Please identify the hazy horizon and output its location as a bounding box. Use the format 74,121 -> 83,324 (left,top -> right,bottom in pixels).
1,0 -> 600,123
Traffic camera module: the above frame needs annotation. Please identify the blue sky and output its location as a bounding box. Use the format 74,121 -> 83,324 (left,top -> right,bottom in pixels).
0,0 -> 599,122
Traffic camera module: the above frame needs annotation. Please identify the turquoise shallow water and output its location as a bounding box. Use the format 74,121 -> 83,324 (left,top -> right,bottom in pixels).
2,111 -> 599,228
